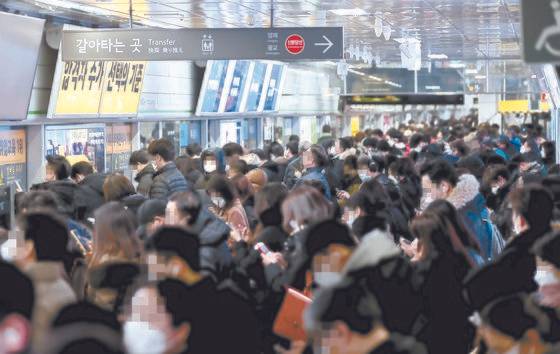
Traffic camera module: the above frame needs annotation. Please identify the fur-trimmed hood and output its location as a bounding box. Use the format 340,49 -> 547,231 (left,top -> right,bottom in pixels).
342,229 -> 400,275
447,174 -> 480,210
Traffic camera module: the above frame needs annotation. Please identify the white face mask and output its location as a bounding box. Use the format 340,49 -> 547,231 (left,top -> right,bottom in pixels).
314,272 -> 342,288
211,196 -> 226,209
520,145 -> 529,154
204,162 -> 217,173
535,269 -> 560,287
123,321 -> 167,354
1,239 -> 18,262
358,170 -> 371,182
328,146 -> 336,156
491,186 -> 500,195
289,220 -> 302,233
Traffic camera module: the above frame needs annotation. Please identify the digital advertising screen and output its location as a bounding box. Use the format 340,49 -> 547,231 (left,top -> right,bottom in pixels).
45,124 -> 106,173
263,63 -> 286,112
196,60 -> 229,115
244,61 -> 268,113
224,60 -> 251,113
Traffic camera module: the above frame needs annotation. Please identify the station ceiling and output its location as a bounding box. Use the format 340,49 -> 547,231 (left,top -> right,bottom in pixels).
2,0 -> 522,63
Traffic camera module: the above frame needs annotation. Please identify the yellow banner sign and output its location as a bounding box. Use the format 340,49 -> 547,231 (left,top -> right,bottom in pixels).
99,61 -> 146,115
107,124 -> 132,154
54,61 -> 146,116
0,130 -> 26,165
351,117 -> 360,136
55,61 -> 106,115
498,100 -> 529,113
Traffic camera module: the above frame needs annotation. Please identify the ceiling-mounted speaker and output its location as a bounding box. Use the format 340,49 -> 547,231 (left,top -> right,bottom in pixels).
45,22 -> 63,49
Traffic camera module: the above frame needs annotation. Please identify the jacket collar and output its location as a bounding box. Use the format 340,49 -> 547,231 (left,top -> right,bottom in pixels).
154,162 -> 176,176
447,174 -> 480,210
135,164 -> 155,181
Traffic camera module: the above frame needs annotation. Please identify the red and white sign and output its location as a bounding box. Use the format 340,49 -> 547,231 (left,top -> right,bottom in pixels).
285,34 -> 305,55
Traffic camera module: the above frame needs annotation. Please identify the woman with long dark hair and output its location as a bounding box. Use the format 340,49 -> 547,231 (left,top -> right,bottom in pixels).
410,210 -> 476,354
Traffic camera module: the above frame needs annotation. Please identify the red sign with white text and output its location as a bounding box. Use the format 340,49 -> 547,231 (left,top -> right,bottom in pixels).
285,34 -> 305,55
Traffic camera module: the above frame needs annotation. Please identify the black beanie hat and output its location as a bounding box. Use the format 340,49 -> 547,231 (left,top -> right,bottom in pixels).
304,220 -> 355,257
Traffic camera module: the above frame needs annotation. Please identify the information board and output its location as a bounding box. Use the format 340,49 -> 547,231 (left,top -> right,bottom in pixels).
107,124 -> 132,173
0,129 -> 27,190
62,27 -> 344,61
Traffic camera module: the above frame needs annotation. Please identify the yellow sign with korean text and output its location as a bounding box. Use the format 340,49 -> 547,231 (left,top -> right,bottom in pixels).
55,61 -> 106,115
0,130 -> 26,165
99,61 -> 146,115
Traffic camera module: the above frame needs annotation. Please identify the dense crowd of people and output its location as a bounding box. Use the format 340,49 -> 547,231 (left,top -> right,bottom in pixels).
1,120 -> 560,354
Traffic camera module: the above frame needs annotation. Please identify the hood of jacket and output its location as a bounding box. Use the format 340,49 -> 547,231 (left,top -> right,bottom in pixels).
153,162 -> 178,177
193,208 -> 230,246
121,193 -> 146,208
447,174 -> 481,210
342,229 -> 400,275
79,173 -> 107,195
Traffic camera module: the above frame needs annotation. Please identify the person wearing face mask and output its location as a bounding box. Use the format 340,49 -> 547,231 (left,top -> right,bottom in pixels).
532,232 -> 560,308
356,156 -> 375,183
483,165 -> 516,241
464,185 -> 554,316
129,149 -> 155,197
142,227 -> 260,354
207,175 -> 252,243
420,159 -> 498,261
305,277 -> 427,354
296,145 -> 332,200
0,260 -> 35,354
254,183 -> 289,253
540,141 -> 556,175
222,142 -> 244,174
123,280 -> 193,354
70,161 -> 107,222
306,220 -> 356,291
147,139 -> 190,200
166,190 -> 232,282
336,156 -> 362,208
12,212 -> 77,352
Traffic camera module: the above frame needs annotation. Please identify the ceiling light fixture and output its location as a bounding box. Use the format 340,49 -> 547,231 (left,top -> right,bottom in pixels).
475,75 -> 487,80
428,53 -> 448,60
374,11 -> 383,37
330,8 -> 367,16
383,25 -> 392,41
465,69 -> 478,75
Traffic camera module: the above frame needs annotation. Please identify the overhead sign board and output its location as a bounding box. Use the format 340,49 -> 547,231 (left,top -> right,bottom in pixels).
522,0 -> 560,63
61,27 -> 344,61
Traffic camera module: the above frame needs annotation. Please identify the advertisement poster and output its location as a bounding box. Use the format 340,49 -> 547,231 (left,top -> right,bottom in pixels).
245,61 -> 267,112
224,60 -> 250,113
107,124 -> 132,173
197,60 -> 229,114
0,128 -> 27,189
45,125 -> 106,173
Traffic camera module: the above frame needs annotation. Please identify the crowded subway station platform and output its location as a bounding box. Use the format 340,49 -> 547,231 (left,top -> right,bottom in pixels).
2,0 -> 560,353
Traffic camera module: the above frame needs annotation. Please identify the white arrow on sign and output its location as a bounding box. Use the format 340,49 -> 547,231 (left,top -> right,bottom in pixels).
314,35 -> 334,53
